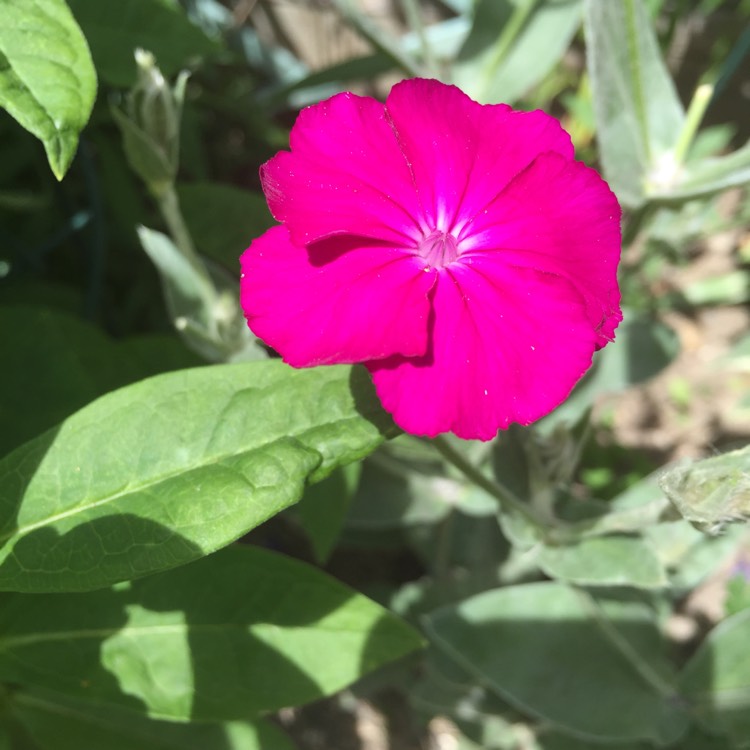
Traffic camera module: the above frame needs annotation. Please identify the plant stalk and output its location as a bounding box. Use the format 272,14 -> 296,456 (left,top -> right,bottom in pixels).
672,82 -> 714,166
431,434 -> 558,538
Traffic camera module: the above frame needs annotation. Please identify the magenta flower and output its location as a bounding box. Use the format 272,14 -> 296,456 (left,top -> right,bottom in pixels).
240,79 -> 621,440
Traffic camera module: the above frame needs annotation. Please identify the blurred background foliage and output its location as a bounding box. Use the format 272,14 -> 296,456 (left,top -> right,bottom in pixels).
1,0 -> 750,748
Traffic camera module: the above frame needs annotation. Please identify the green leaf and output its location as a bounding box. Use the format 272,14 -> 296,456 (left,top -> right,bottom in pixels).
111,106 -> 175,187
347,456 -> 451,530
0,0 -> 96,179
537,536 -> 668,589
726,572 -> 750,618
584,0 -> 685,207
11,688 -> 297,750
537,735 -> 650,750
136,226 -> 262,362
296,464 -> 361,564
645,521 -> 741,591
136,227 -> 218,339
680,609 -> 750,747
658,445 -> 750,533
0,306 -> 199,459
265,54 -> 393,107
67,0 -> 218,87
263,16 -> 470,109
177,182 -> 275,269
328,0 -> 423,78
454,0 -> 582,104
0,545 -> 423,720
424,583 -> 688,744
0,719 -> 29,750
677,725 -> 739,750
0,360 -> 394,592
682,270 -> 750,307
657,140 -> 750,201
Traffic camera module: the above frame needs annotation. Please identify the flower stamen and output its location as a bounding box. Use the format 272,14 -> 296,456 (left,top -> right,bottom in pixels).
417,230 -> 459,268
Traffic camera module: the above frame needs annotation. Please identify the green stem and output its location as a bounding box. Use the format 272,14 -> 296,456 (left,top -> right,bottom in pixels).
401,0 -> 437,76
479,0 -> 538,101
331,0 -> 424,78
154,183 -> 217,298
672,82 -> 714,165
154,184 -> 196,260
152,182 -> 225,347
433,508 -> 455,585
431,434 -> 555,536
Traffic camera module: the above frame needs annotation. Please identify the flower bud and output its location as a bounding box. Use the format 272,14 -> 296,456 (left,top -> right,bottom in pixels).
112,50 -> 188,194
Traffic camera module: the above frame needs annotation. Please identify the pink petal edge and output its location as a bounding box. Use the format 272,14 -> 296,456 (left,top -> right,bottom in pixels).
260,91 -> 423,247
368,260 -> 598,440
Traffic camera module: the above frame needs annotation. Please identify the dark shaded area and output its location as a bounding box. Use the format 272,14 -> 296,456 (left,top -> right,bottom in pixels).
348,365 -> 400,440
0,421 -> 206,593
0,516 -> 204,594
0,544 -> 421,749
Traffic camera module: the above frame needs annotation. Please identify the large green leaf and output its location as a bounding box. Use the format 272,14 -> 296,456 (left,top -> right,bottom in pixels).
659,445 -> 750,533
584,0 -> 685,207
454,0 -> 582,104
67,0 -> 218,87
0,306 -> 199,459
0,0 -> 96,179
0,360 -> 394,592
680,609 -> 750,747
0,545 -> 422,720
424,582 -> 688,744
11,688 -> 297,750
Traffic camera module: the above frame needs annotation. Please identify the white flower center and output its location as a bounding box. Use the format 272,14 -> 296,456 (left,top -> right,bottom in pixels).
417,230 -> 459,268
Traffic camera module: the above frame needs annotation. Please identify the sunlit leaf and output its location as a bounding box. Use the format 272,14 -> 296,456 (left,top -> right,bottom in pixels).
584,0 -> 685,206
0,0 -> 96,179
455,0 -> 582,104
0,361 -> 394,592
0,545 -> 423,720
659,140 -> 750,201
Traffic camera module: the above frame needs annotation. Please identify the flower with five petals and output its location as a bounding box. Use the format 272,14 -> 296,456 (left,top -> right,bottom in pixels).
240,79 -> 621,440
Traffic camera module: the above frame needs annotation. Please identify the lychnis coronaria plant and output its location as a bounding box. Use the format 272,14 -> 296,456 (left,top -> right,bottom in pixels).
240,78 -> 622,439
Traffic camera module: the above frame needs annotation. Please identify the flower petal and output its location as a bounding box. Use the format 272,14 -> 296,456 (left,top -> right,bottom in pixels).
261,92 -> 422,246
368,260 -> 597,440
460,152 -> 622,346
384,79 -> 574,233
241,226 -> 436,367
